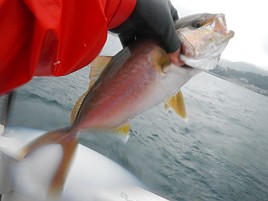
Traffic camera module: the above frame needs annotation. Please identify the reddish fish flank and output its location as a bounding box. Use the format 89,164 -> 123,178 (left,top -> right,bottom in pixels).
76,41 -> 160,129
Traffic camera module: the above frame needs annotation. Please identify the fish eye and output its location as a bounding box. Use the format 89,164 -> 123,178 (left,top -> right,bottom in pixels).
194,21 -> 203,28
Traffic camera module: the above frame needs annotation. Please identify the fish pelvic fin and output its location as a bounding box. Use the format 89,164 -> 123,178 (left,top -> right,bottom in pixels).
165,90 -> 187,120
20,127 -> 78,199
113,123 -> 130,143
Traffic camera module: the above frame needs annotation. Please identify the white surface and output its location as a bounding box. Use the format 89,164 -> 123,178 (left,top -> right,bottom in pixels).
0,124 -> 3,135
0,126 -> 168,201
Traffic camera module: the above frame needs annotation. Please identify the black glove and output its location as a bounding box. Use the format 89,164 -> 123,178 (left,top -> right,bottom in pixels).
110,0 -> 180,53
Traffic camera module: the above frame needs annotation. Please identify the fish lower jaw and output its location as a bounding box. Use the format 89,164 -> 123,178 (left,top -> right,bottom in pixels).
226,30 -> 235,39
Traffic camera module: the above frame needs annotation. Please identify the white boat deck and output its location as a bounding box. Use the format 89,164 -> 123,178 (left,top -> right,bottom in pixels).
0,126 -> 168,201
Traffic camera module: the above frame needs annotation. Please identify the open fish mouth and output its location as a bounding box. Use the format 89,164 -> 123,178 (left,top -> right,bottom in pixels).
211,14 -> 235,39
212,14 -> 228,34
176,13 -> 235,70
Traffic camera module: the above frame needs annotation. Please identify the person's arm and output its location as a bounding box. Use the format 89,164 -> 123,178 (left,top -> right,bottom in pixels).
110,0 -> 184,66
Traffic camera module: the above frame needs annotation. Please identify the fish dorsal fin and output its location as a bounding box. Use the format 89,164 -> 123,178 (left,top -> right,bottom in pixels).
113,123 -> 130,143
165,90 -> 187,119
70,56 -> 112,123
70,90 -> 88,124
89,56 -> 112,88
151,48 -> 170,72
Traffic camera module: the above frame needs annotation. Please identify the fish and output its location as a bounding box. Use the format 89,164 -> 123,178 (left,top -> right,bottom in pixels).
0,13 -> 234,199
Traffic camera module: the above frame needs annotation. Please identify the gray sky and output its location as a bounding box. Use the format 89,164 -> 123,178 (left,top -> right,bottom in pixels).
171,0 -> 268,71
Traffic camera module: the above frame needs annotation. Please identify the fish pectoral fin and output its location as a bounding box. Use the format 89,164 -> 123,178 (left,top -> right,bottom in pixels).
113,123 -> 130,143
165,90 -> 187,120
151,48 -> 170,73
89,56 -> 113,88
20,128 -> 78,198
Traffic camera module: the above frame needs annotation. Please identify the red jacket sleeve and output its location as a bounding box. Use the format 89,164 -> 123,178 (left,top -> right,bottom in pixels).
0,0 -> 136,95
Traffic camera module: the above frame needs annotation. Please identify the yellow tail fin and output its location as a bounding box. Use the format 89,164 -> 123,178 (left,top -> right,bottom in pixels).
20,127 -> 78,199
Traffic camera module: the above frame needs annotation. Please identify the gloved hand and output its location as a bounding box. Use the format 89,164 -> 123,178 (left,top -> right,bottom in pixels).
110,0 -> 184,66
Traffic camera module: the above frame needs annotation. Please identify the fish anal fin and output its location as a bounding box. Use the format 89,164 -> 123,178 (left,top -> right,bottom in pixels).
113,123 -> 130,143
165,91 -> 187,119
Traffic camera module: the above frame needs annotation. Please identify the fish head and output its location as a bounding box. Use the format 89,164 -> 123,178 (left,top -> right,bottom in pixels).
175,13 -> 235,70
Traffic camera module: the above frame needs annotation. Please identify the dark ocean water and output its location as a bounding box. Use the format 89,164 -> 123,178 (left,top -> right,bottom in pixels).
2,35 -> 268,201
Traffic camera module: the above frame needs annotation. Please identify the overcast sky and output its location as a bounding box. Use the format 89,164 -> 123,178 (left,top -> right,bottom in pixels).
171,0 -> 268,71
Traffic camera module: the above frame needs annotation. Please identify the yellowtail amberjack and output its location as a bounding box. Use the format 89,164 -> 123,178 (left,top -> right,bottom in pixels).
0,13 -> 234,199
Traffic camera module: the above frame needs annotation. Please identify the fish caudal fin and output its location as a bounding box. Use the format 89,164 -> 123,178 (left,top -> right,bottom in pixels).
165,90 -> 187,120
20,127 -> 78,199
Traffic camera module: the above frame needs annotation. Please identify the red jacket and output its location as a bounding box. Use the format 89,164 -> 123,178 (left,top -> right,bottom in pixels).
0,0 -> 136,95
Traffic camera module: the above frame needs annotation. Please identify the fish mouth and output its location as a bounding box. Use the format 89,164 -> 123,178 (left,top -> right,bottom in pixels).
211,14 -> 235,39
180,64 -> 194,69
177,13 -> 235,71
177,13 -> 234,59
